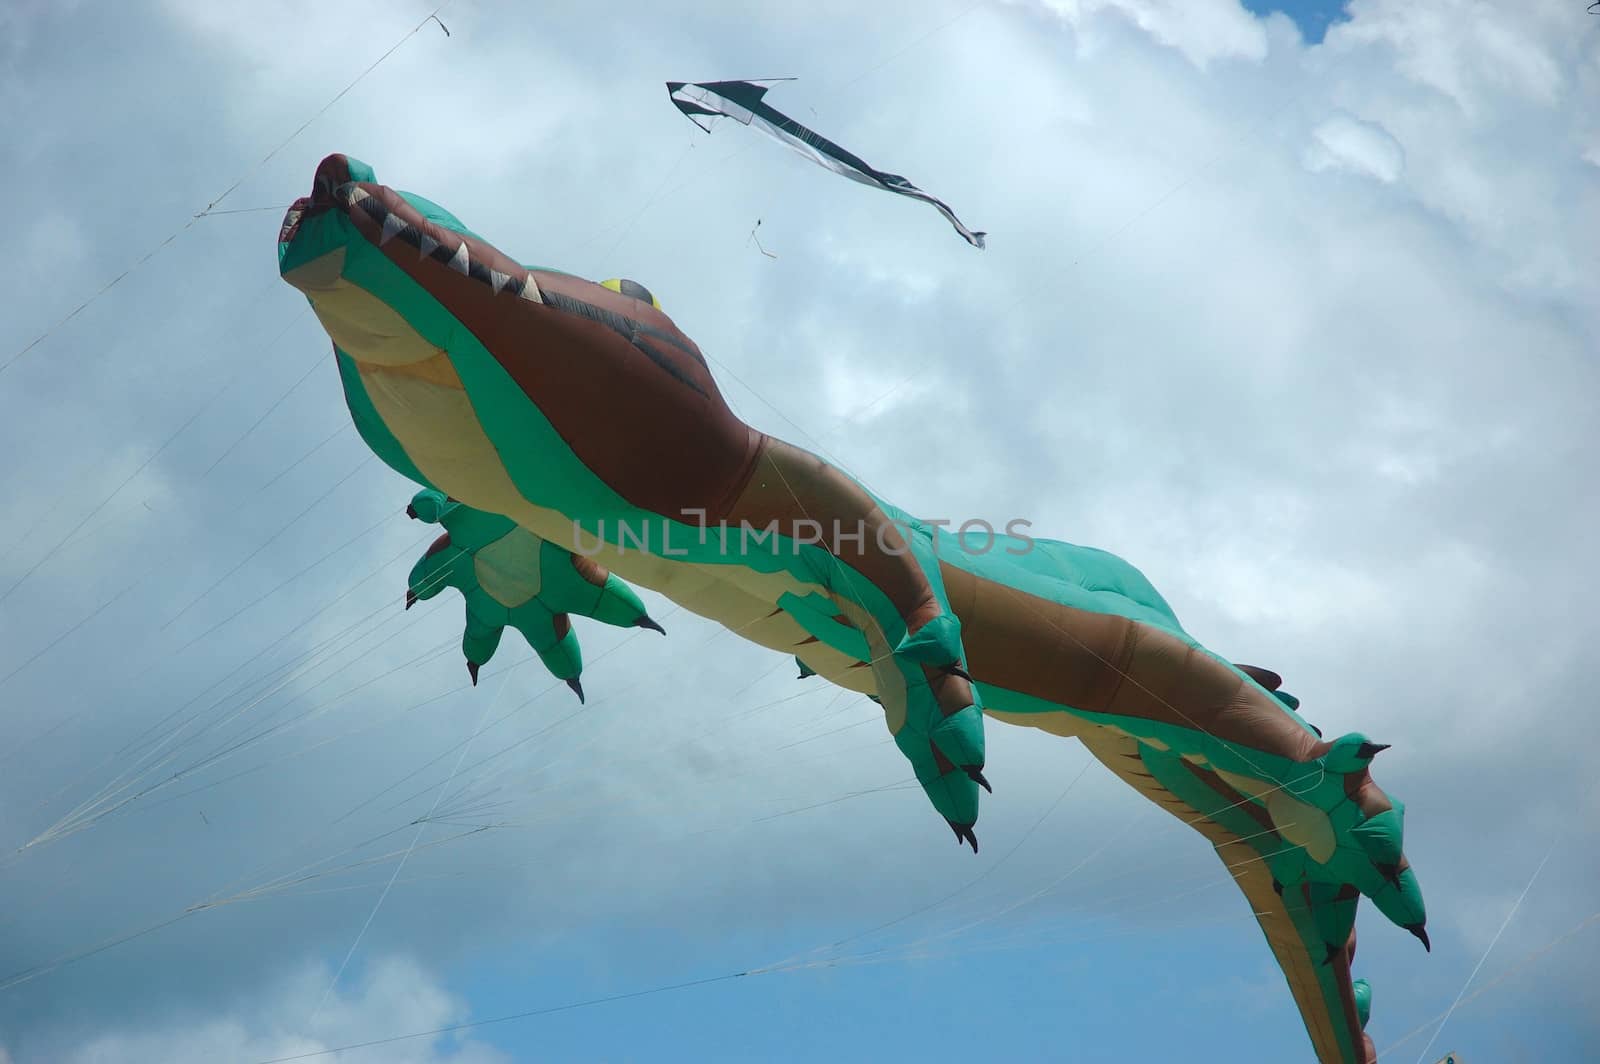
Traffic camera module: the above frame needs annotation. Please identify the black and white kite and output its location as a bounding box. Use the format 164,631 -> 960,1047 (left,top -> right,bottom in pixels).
666,79 -> 987,249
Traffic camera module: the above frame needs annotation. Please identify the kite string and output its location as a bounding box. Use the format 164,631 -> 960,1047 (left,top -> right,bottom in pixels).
308,662 -> 510,1023
755,753 -> 1095,975
0,646 -> 865,997
1411,865 -> 1547,1061
6,543 -> 380,836
21,576 -> 774,934
594,138 -> 700,259
199,1 -> 456,215
17,542 -> 453,851
10,486 -> 406,832
821,0 -> 991,102
1408,778 -> 1591,1063
248,901 -> 1600,1064
1376,909 -> 1600,1061
0,3 -> 453,378
763,763 -> 1325,977
256,971 -> 753,1064
62,519 -> 425,791
0,280 -> 297,612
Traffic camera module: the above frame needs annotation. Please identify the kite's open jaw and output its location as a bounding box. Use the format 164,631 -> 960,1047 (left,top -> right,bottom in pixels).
278,153 -> 363,252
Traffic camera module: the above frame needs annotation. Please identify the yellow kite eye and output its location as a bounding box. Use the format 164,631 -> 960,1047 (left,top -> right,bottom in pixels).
601,278 -> 661,309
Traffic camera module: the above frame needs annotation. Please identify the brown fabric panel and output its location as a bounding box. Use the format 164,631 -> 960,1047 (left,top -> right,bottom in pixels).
1107,626 -> 1320,761
724,438 -> 947,640
943,562 -> 1322,759
313,154 -> 355,202
1345,771 -> 1393,817
928,668 -> 976,718
567,551 -> 612,589
345,183 -> 764,521
944,562 -> 1129,713
423,532 -> 453,559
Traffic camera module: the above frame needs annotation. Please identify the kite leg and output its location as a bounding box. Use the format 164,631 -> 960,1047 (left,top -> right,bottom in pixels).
509,607 -> 587,701
722,437 -> 988,844
406,536 -> 461,610
461,610 -> 505,686
549,547 -> 662,632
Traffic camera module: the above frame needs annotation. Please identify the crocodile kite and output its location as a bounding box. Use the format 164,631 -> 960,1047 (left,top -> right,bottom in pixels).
278,153 -> 1426,1063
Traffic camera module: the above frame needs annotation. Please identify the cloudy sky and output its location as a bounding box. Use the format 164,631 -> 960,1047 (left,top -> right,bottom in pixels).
1,0 -> 1596,1061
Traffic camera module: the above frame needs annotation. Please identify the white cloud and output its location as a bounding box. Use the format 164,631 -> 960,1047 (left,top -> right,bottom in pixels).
1333,0 -> 1566,117
1305,112 -> 1406,182
1020,0 -> 1269,67
47,956 -> 507,1064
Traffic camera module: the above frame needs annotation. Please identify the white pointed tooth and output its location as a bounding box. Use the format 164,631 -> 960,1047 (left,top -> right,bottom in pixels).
448,243 -> 470,274
418,233 -> 439,257
519,274 -> 543,302
349,186 -> 370,203
490,269 -> 510,294
380,213 -> 407,245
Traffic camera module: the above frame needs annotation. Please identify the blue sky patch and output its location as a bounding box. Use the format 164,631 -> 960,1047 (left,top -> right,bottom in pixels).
1241,0 -> 1351,44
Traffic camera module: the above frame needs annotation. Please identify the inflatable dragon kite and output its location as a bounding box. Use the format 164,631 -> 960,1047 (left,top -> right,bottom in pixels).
279,153 -> 1427,1064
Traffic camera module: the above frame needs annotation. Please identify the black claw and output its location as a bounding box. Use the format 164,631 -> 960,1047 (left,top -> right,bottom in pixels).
405,503 -> 419,519
963,765 -> 992,793
566,676 -> 585,704
1271,878 -> 1284,896
1405,923 -> 1430,952
1235,664 -> 1284,691
946,820 -> 979,853
1356,741 -> 1391,761
467,661 -> 480,686
942,663 -> 974,683
635,615 -> 666,635
405,589 -> 417,610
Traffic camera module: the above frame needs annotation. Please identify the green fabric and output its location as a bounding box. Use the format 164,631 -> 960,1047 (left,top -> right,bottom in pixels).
405,490 -> 657,696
